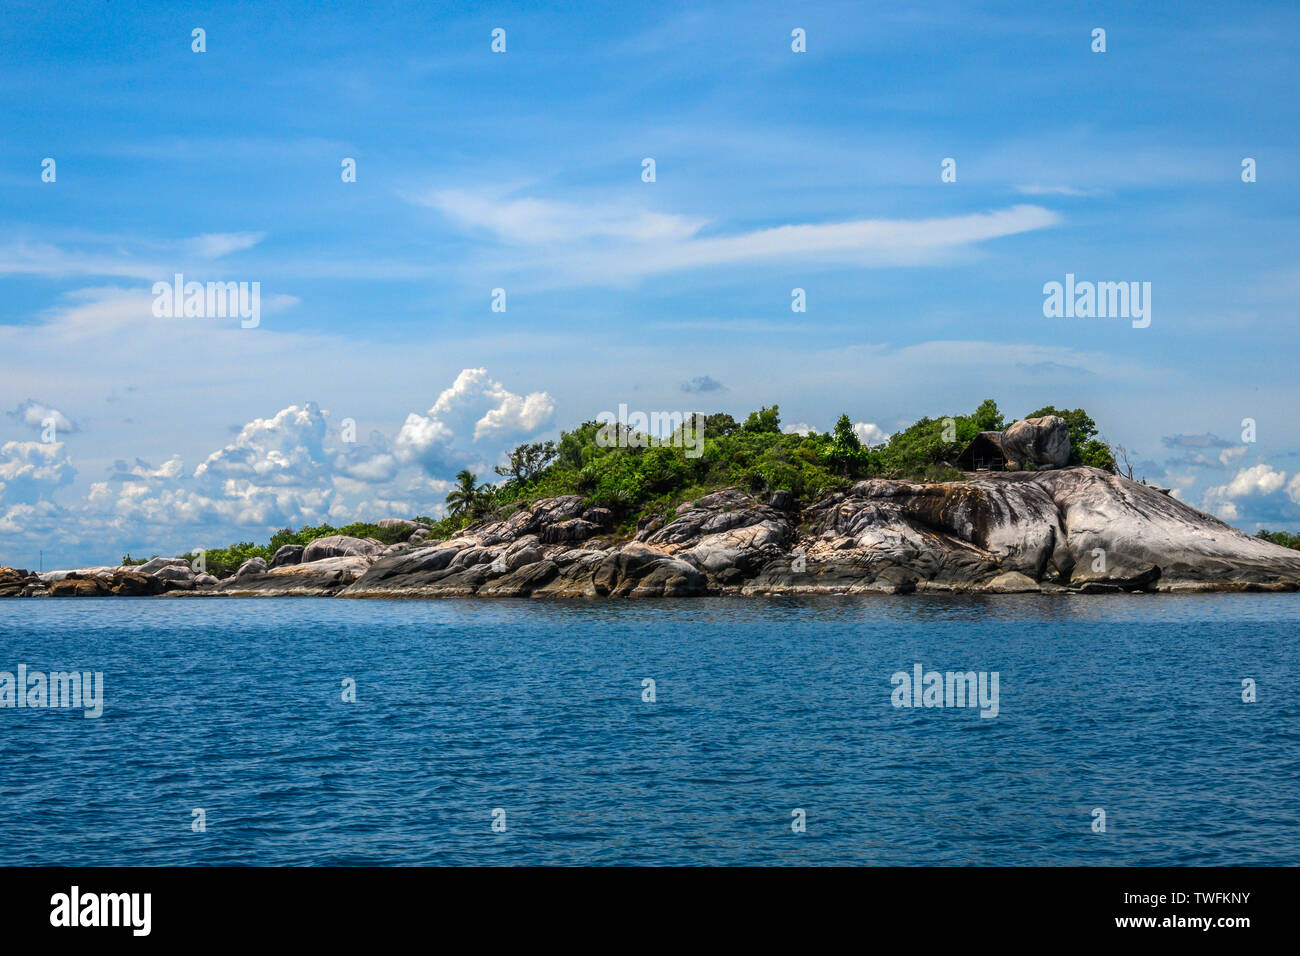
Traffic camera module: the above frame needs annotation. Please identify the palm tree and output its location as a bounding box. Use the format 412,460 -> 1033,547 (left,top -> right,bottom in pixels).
445,469 -> 481,519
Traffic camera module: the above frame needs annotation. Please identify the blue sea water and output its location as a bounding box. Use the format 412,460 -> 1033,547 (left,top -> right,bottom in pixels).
0,594 -> 1297,866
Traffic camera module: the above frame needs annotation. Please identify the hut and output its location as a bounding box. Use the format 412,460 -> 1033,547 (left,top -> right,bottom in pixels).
955,432 -> 1005,471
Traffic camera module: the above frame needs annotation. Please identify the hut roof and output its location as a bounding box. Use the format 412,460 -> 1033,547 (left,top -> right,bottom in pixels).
955,432 -> 1006,471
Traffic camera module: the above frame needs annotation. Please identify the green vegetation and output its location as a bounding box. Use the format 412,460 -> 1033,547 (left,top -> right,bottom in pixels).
445,469 -> 491,520
506,404 -> 843,533
494,440 -> 557,486
1257,529 -> 1300,551
189,399 -> 1119,573
823,414 -> 871,477
432,398 -> 1116,536
867,398 -> 1003,481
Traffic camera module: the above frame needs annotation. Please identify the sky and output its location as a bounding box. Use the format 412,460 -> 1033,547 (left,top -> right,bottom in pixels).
2,0 -> 1299,569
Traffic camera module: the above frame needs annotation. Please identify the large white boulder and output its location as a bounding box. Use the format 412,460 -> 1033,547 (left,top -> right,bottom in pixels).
1001,416 -> 1071,469
301,535 -> 384,562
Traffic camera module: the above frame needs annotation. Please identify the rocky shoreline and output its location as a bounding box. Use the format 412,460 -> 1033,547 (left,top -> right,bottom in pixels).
5,467 -> 1300,599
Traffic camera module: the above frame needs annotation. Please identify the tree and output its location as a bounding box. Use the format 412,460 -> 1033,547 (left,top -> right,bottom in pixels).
822,413 -> 871,477
267,527 -> 298,551
832,414 -> 861,449
557,423 -> 600,469
494,440 -> 556,486
1078,439 -> 1117,473
970,398 -> 1005,432
702,412 -> 739,438
741,405 -> 781,434
445,469 -> 488,519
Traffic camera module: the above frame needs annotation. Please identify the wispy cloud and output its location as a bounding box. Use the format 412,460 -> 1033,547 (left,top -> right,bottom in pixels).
415,189 -> 1061,285
418,190 -> 708,244
1015,185 -> 1108,198
0,242 -> 162,281
0,231 -> 268,281
179,232 -> 266,259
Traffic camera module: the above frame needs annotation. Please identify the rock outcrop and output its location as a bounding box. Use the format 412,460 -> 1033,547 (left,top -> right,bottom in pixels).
46,569 -> 167,597
334,470 -> 1300,597
235,557 -> 268,578
269,544 -> 304,568
999,415 -> 1071,470
12,468 -> 1300,599
301,535 -> 383,562
760,469 -> 1300,594
0,567 -> 46,597
136,556 -> 191,576
213,556 -> 373,596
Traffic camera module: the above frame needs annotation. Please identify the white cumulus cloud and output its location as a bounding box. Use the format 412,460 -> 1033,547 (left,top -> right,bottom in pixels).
853,422 -> 890,446
397,368 -> 555,470
0,440 -> 75,503
9,369 -> 557,564
1203,462 -> 1289,520
1220,463 -> 1287,498
194,403 -> 328,487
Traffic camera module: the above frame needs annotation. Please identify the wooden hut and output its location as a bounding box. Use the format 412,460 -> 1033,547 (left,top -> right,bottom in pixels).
955,432 -> 1006,471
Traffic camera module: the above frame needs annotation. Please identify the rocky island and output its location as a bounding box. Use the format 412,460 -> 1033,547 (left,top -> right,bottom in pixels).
5,405 -> 1299,598
4,467 -> 1299,598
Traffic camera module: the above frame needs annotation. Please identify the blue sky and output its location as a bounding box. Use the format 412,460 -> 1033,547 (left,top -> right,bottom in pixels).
2,0 -> 1299,568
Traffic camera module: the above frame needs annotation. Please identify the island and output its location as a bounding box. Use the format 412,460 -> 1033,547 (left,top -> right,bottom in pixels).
4,401 -> 1299,598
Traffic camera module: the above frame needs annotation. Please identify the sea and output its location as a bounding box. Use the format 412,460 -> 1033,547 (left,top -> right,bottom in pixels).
1,594 -> 1296,865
